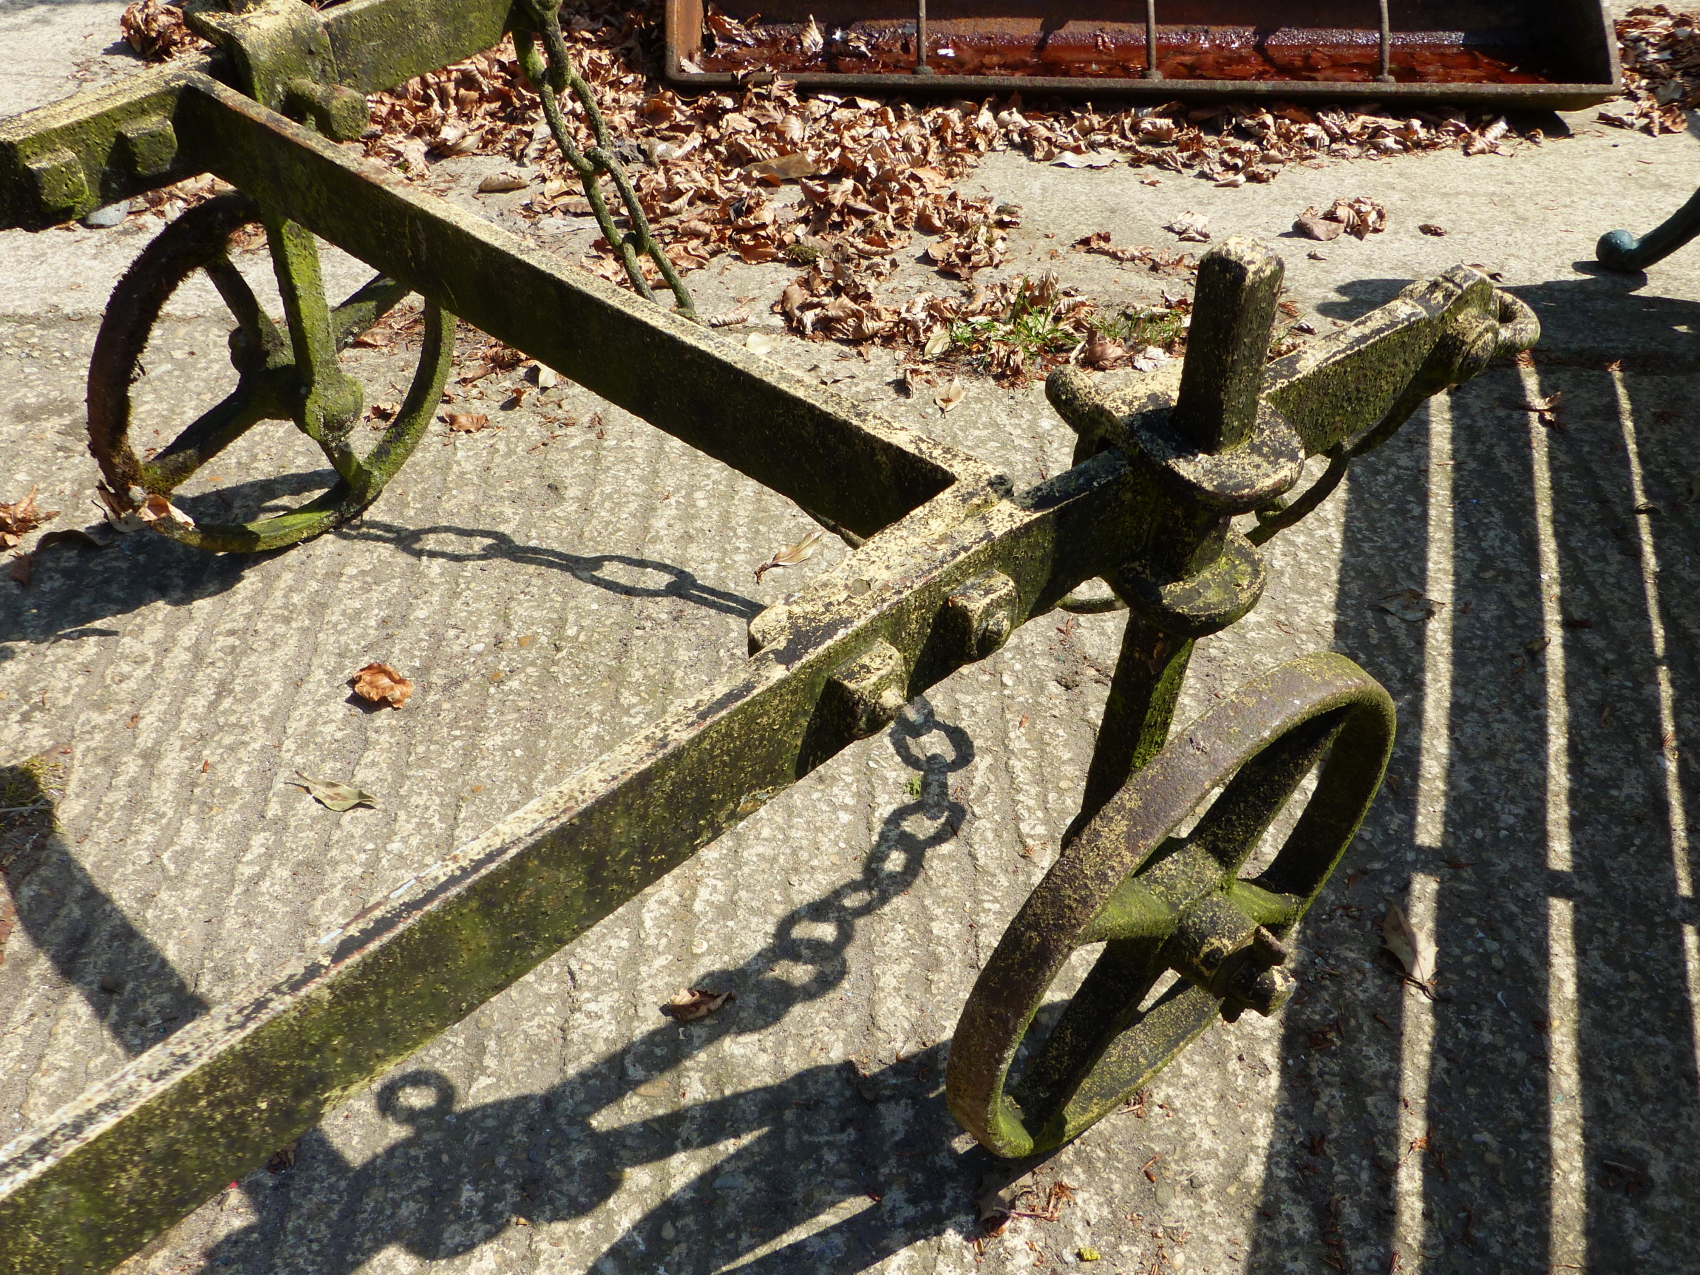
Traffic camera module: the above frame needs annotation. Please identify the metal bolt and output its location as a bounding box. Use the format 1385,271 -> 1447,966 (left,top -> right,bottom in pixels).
1224,961 -> 1295,1018
1250,925 -> 1289,966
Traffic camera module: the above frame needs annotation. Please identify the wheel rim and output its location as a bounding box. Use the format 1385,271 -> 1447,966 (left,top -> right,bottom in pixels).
86,192 -> 454,553
945,652 -> 1396,1158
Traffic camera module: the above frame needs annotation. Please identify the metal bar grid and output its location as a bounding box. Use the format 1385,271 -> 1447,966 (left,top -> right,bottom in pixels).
664,0 -> 1623,110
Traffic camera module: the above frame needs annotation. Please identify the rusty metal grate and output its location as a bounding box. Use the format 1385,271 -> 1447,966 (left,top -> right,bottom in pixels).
666,0 -> 1622,109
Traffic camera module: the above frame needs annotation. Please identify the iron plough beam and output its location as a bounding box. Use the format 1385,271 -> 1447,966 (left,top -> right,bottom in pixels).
0,13 -> 1538,1268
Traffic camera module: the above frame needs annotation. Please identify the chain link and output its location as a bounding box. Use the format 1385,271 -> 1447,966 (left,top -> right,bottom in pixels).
515,0 -> 696,320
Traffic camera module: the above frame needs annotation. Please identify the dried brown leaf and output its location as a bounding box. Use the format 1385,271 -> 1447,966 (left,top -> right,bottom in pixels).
1162,211 -> 1210,243
288,771 -> 377,813
744,152 -> 818,181
1375,588 -> 1441,623
446,412 -> 491,434
935,378 -> 965,412
120,0 -> 207,61
660,987 -> 734,1022
1382,901 -> 1437,986
799,14 -> 823,56
135,494 -> 195,529
351,662 -> 414,708
1294,212 -> 1345,242
0,487 -> 57,544
476,170 -> 530,193
754,527 -> 825,581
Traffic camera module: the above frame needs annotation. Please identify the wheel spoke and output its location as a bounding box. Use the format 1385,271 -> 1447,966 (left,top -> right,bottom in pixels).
331,274 -> 412,349
144,384 -> 273,489
203,256 -> 273,354
1010,939 -> 1164,1130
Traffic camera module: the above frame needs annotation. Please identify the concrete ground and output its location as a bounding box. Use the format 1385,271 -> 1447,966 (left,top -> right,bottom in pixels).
3,4 -> 1699,1274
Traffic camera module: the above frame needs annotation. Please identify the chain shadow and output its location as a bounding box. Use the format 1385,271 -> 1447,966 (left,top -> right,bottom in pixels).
205,698 -> 998,1273
1,499 -> 757,663
337,518 -> 763,620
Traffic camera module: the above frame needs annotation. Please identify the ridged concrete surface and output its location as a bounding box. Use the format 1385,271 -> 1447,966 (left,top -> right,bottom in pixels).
3,9 -> 1700,1273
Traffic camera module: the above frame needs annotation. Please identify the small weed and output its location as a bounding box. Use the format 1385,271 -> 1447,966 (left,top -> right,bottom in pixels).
1088,307 -> 1186,351
938,277 -> 1187,380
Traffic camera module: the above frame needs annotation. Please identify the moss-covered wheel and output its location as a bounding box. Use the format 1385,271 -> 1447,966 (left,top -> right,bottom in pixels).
946,653 -> 1396,1159
87,192 -> 453,553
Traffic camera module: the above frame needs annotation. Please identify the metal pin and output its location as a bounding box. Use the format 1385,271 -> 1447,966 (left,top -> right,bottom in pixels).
915,0 -> 932,74
1377,0 -> 1395,84
1170,238 -> 1284,453
1145,0 -> 1160,79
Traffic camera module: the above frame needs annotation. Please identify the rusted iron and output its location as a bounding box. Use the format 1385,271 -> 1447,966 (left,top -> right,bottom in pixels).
666,0 -> 1622,109
0,2 -> 1540,1269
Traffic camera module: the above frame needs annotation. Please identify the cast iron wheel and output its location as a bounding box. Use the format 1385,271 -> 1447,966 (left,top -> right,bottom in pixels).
87,192 -> 454,553
946,652 -> 1395,1159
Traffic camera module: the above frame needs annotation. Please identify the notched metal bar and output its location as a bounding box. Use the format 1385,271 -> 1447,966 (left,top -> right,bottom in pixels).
173,72 -> 994,537
1263,266 -> 1537,456
0,62 -> 204,229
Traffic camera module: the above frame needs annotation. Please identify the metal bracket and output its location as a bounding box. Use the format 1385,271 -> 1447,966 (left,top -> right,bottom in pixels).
186,0 -> 368,140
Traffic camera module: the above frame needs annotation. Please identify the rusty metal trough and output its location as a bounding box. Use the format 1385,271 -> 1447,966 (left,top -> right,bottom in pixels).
666,0 -> 1622,109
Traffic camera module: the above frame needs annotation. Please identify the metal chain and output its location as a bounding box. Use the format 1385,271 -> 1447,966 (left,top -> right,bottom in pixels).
515,0 -> 696,320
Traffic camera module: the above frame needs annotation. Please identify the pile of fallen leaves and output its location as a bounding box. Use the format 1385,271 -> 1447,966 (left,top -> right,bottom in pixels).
2,488 -> 57,586
119,0 -> 206,61
113,0 -> 1632,383
1609,5 -> 1700,134
353,11 -> 1538,265
1293,196 -> 1389,242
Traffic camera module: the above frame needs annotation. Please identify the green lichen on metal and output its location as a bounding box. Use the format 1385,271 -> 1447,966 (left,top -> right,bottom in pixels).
0,20 -> 1543,1269
0,63 -> 202,228
85,192 -> 452,552
945,655 -> 1399,1159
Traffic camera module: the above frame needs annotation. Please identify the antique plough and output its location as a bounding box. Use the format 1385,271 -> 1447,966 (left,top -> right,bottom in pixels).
0,0 -> 1538,1268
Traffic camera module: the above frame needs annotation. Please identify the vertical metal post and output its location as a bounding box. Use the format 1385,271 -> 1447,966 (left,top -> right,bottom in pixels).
1062,619 -> 1193,841
1062,238 -> 1284,842
1145,0 -> 1160,79
1377,0 -> 1394,83
1170,239 -> 1283,453
915,0 -> 932,74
